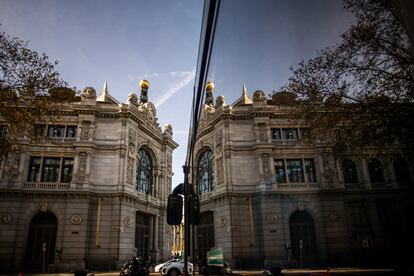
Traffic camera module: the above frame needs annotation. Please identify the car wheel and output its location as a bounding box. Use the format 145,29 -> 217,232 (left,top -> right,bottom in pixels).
168,268 -> 181,276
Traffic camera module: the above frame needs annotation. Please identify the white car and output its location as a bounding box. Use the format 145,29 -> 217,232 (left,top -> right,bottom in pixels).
159,259 -> 193,276
154,258 -> 180,273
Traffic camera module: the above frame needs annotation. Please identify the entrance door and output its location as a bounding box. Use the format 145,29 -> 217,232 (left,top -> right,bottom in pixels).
24,212 -> 57,272
196,211 -> 215,265
135,212 -> 150,259
289,211 -> 317,266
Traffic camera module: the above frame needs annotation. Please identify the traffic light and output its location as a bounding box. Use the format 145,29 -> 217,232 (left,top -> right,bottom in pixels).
167,194 -> 183,225
188,193 -> 200,225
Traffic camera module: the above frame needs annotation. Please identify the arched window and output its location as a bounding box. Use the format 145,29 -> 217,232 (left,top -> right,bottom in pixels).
394,157 -> 410,182
197,150 -> 214,194
342,159 -> 358,184
368,158 -> 384,183
136,148 -> 152,194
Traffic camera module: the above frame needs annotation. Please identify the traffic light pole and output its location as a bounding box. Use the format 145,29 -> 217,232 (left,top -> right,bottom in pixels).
183,165 -> 190,276
182,1 -> 220,275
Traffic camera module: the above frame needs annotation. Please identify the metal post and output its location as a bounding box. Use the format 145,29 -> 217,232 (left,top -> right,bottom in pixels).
299,239 -> 303,268
183,165 -> 190,276
42,242 -> 46,273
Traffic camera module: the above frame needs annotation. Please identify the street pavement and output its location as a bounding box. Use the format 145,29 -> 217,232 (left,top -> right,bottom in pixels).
1,267 -> 400,276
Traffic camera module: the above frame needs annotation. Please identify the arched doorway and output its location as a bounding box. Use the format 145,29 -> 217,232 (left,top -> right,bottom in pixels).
289,211 -> 317,267
24,212 -> 57,272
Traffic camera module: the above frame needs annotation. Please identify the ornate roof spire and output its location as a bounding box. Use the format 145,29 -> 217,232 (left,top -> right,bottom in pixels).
238,83 -> 252,105
242,84 -> 247,97
97,81 -> 109,102
102,81 -> 108,97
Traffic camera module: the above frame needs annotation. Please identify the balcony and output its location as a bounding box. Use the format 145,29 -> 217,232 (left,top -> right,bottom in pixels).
45,137 -> 76,144
257,181 -> 320,192
23,182 -> 71,190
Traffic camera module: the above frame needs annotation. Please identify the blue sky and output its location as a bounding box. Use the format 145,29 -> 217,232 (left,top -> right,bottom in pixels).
0,0 -> 352,188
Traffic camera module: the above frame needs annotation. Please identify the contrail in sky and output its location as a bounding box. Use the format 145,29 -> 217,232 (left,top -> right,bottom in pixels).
154,68 -> 196,108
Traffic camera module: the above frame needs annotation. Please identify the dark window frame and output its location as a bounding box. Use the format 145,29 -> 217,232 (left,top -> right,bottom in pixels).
197,150 -> 214,194
27,156 -> 74,183
342,159 -> 359,184
136,148 -> 153,195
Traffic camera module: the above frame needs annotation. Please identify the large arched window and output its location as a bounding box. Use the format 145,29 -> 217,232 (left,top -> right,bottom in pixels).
197,150 -> 214,194
368,158 -> 384,183
394,157 -> 410,182
136,148 -> 152,194
342,159 -> 358,184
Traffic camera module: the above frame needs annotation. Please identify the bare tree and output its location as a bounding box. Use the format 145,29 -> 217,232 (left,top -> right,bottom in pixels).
283,0 -> 414,154
0,30 -> 75,155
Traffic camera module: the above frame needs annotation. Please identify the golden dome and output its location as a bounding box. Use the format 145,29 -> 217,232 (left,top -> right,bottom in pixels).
139,79 -> 150,89
205,81 -> 215,91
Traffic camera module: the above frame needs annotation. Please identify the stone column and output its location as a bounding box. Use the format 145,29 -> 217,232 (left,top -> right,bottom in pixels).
154,215 -> 159,262
360,158 -> 372,189
148,216 -> 154,252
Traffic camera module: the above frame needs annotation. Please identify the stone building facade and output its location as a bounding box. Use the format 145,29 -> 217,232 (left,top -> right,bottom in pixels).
0,83 -> 178,272
193,86 -> 414,268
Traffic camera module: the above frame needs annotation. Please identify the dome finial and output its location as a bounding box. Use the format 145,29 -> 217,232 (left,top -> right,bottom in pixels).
139,80 -> 150,104
205,81 -> 215,106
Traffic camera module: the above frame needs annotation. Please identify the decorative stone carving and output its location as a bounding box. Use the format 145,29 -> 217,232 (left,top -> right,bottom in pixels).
0,214 -> 11,224
262,154 -> 270,179
78,153 -> 87,180
70,215 -> 82,225
215,95 -> 225,108
167,154 -> 172,174
164,124 -> 173,135
220,216 -> 227,226
119,103 -> 129,112
4,153 -> 20,178
223,105 -> 232,114
329,212 -> 339,222
266,214 -> 278,224
216,157 -> 224,185
127,157 -> 134,184
129,130 -> 137,155
128,93 -> 138,106
255,124 -> 267,142
298,203 -> 305,211
81,86 -> 97,99
323,153 -> 337,184
40,203 -> 48,212
119,148 -> 126,158
215,130 -> 223,155
81,121 -> 94,140
253,90 -> 267,102
124,216 -> 132,226
147,102 -> 157,118
198,112 -> 207,130
128,142 -> 135,156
